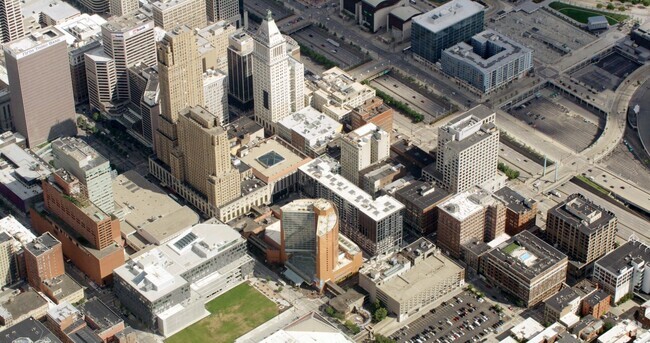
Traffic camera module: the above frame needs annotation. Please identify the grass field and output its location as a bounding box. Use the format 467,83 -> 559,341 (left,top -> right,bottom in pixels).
166,283 -> 278,343
503,243 -> 521,255
549,2 -> 628,24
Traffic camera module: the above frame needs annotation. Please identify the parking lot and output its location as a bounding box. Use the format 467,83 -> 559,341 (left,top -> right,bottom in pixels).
508,88 -> 602,152
372,75 -> 453,122
244,0 -> 292,22
571,53 -> 640,92
392,291 -> 506,343
488,10 -> 596,65
291,25 -> 368,70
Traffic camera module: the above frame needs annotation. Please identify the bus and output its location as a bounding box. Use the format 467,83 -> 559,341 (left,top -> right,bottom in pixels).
326,38 -> 340,47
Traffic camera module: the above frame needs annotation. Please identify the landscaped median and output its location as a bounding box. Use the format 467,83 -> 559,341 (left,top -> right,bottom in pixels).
166,283 -> 278,343
548,2 -> 629,25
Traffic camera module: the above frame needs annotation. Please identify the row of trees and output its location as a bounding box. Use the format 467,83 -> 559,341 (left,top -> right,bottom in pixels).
374,89 -> 424,123
300,45 -> 339,69
498,162 -> 521,180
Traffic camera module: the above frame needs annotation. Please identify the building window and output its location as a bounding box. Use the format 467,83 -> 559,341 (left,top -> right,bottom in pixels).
263,90 -> 269,109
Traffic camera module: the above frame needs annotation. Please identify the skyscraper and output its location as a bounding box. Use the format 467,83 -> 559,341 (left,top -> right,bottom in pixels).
0,0 -> 24,43
151,0 -> 207,30
85,47 -> 118,112
51,137 -> 115,214
101,14 -> 156,104
436,105 -> 499,193
227,32 -> 254,107
281,199 -> 362,289
252,11 -> 304,133
206,0 -> 240,25
0,232 -> 18,288
173,106 -> 240,208
155,26 -> 205,166
203,69 -> 228,126
4,28 -> 77,148
340,123 -> 390,186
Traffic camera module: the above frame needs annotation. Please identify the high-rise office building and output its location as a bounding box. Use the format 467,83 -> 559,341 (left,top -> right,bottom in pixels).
411,0 -> 485,63
197,21 -> 235,72
51,137 -> 115,214
85,47 -> 118,112
206,0 -> 240,25
227,31 -> 254,107
101,14 -> 156,104
23,233 -> 64,291
546,194 -> 617,275
151,0 -> 207,30
0,0 -> 24,43
173,106 -> 240,208
77,0 -> 109,13
436,105 -> 499,193
253,11 -> 304,133
109,0 -> 138,16
281,199 -> 362,290
0,232 -> 18,288
437,186 -> 505,258
4,28 -> 77,148
340,123 -> 390,186
156,26 -> 205,166
299,158 -> 404,256
203,69 -> 228,126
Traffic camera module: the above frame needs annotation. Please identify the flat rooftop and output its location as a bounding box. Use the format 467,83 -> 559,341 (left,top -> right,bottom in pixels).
412,0 -> 484,33
3,27 -> 67,59
227,116 -> 263,140
495,186 -> 536,214
544,286 -> 580,311
278,106 -> 342,149
81,297 -> 123,329
548,194 -> 616,234
239,137 -> 310,180
0,215 -> 36,246
363,241 -> 464,301
438,187 -> 495,221
390,6 -> 422,22
42,274 -> 83,301
24,232 -> 59,256
112,170 -> 199,244
0,317 -> 61,342
55,14 -> 106,46
443,29 -> 532,70
395,180 -> 450,210
595,240 -> 650,275
114,219 -> 245,302
52,137 -> 109,172
0,142 -> 52,185
487,231 -> 567,281
0,288 -> 48,318
102,12 -> 152,32
300,158 -> 404,221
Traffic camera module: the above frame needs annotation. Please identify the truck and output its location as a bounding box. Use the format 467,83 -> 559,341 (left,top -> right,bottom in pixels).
326,38 -> 340,47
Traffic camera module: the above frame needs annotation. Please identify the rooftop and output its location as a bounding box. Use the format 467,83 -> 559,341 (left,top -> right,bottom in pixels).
39,1 -> 80,22
300,158 -> 404,221
4,27 -> 67,61
395,180 -> 450,210
227,116 -> 263,141
0,317 -> 61,342
544,287 -> 580,311
102,12 -> 152,33
0,215 -> 36,246
52,137 -> 109,172
361,240 -> 463,300
510,317 -> 544,340
549,194 -> 616,234
113,219 -> 245,302
487,231 -> 567,281
260,312 -> 353,343
595,239 -> 650,275
390,6 -> 422,22
443,29 -> 532,70
0,288 -> 48,319
495,186 -> 536,213
282,199 -> 337,236
112,171 -> 199,245
24,232 -> 60,256
239,137 -> 310,180
68,326 -> 103,343
278,106 -> 342,149
81,297 -> 123,330
438,186 -> 498,221
55,14 -> 106,47
0,141 -> 52,199
47,301 -> 80,325
412,0 -> 484,33
41,274 -> 84,302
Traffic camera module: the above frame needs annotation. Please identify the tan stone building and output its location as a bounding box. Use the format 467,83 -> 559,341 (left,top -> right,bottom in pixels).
172,106 -> 240,208
156,26 -> 205,166
151,0 -> 207,30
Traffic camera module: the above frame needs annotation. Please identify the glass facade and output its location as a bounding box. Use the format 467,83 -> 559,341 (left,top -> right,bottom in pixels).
411,11 -> 484,63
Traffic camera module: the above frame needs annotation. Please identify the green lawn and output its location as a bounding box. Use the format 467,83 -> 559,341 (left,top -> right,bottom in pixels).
502,243 -> 521,255
549,2 -> 628,24
166,283 -> 278,343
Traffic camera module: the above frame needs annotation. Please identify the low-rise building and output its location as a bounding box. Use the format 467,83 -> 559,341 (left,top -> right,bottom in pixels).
113,219 -> 254,336
41,274 -> 85,305
277,106 -> 342,157
395,181 -> 450,235
571,315 -> 604,342
587,16 -> 608,31
81,298 -> 125,342
258,312 -> 354,343
0,288 -> 49,326
0,141 -> 52,213
359,238 -> 464,321
238,137 -> 311,202
597,319 -> 640,343
1,316 -> 62,342
593,239 -> 650,304
359,162 -> 405,197
581,289 -> 611,318
528,323 -> 568,343
350,97 -> 394,134
509,317 -> 545,341
543,287 -> 581,326
226,116 -> 264,155
483,231 -> 568,307
308,67 -> 375,122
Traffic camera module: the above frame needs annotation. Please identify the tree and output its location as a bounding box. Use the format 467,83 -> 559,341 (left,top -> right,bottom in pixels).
597,3 -> 604,7
344,320 -> 361,334
374,334 -> 396,343
607,3 -> 615,9
373,307 -> 388,323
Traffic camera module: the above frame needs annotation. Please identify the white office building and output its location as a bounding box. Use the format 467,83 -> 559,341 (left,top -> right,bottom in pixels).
593,239 -> 650,304
340,123 -> 390,186
203,69 -> 229,126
